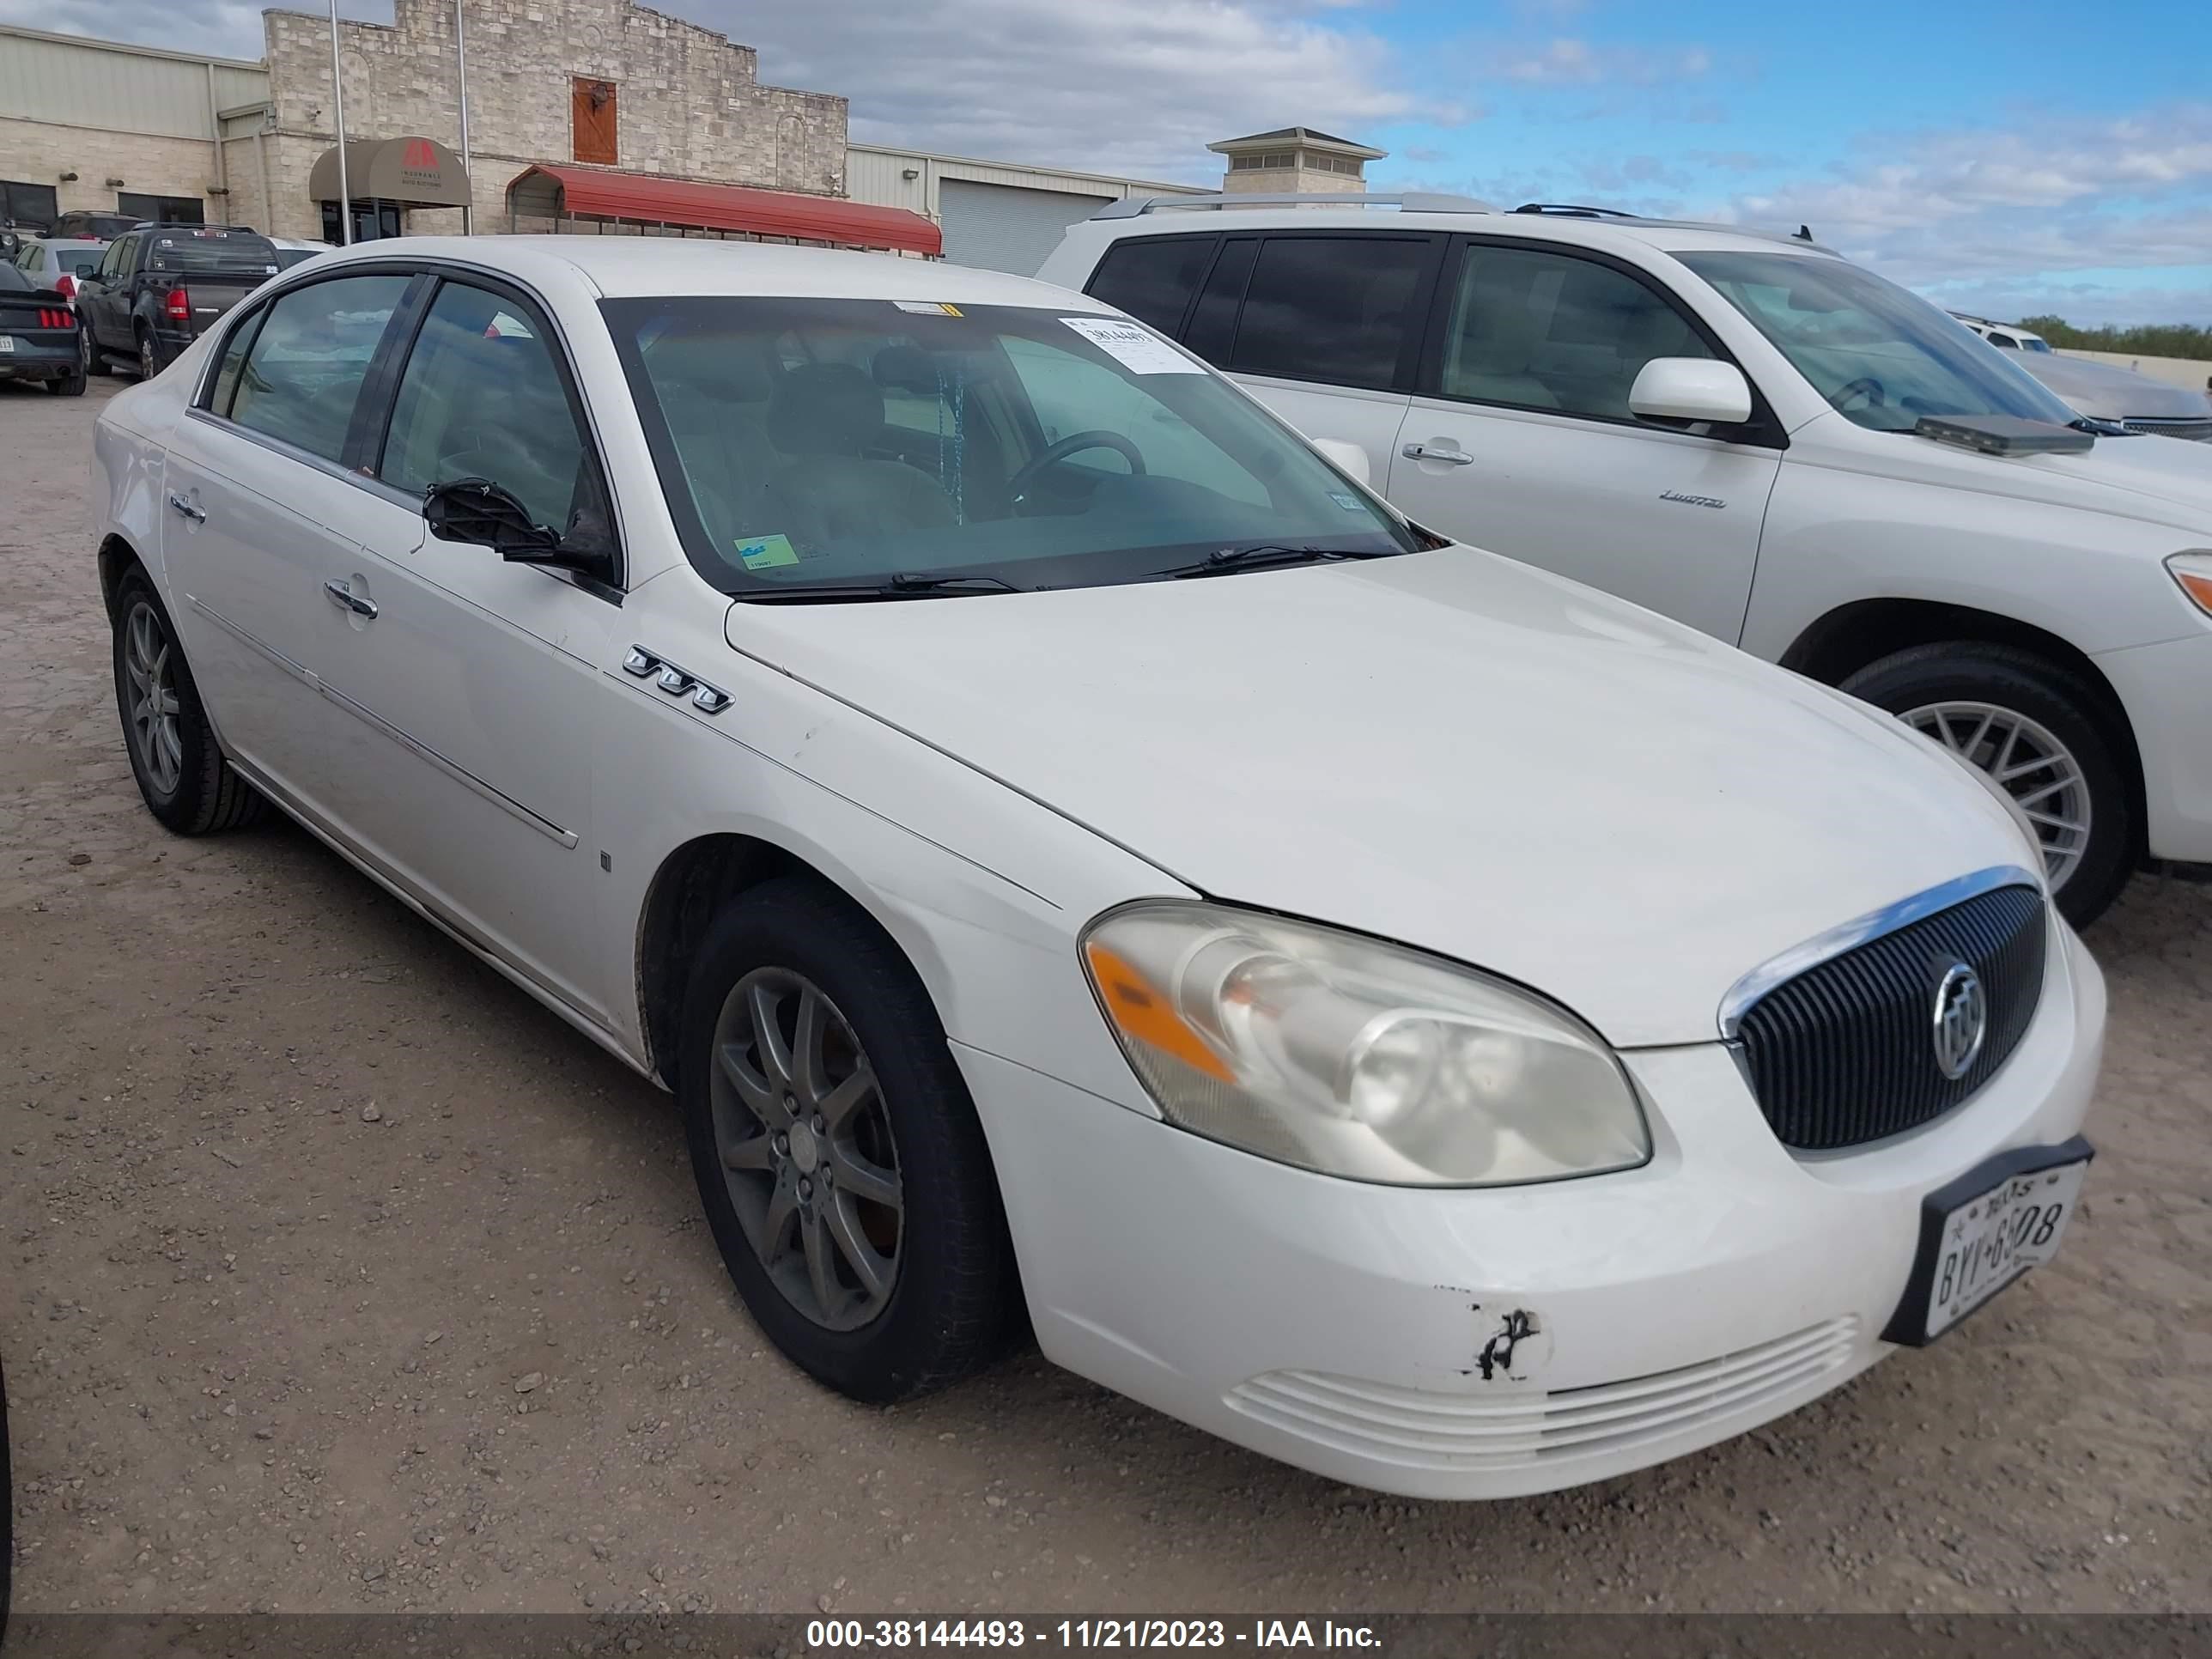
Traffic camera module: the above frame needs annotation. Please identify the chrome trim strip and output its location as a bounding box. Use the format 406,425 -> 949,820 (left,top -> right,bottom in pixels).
185,593 -> 318,688
220,750 -> 641,1073
1716,864 -> 2043,1037
317,682 -> 580,849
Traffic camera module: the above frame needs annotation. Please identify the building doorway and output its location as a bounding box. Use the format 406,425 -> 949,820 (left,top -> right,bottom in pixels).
320,199 -> 404,242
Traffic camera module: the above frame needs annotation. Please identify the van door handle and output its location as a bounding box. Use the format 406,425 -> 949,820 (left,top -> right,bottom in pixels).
167,493 -> 206,522
324,580 -> 379,620
1402,442 -> 1475,466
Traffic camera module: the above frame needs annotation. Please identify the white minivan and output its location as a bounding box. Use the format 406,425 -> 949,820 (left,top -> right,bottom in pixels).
1040,197 -> 2212,926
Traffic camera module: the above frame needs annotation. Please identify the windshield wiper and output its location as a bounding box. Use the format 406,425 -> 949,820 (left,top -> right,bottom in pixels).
1159,544 -> 1399,580
734,572 -> 1024,603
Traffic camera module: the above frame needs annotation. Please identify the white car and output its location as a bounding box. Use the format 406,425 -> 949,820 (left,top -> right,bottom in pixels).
1040,197 -> 2212,927
1952,314 -> 2053,353
91,238 -> 2102,1500
267,236 -> 339,272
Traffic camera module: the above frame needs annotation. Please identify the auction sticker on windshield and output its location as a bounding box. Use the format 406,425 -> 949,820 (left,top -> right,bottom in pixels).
1061,316 -> 1205,374
1886,1139 -> 2092,1346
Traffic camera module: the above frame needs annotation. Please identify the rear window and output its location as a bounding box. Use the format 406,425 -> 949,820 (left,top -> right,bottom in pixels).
55,247 -> 105,276
147,229 -> 279,275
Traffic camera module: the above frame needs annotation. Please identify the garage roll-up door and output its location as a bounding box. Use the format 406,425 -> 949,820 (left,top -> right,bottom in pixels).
939,179 -> 1114,275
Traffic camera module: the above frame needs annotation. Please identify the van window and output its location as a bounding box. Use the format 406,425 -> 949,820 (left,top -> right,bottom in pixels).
1227,235 -> 1432,392
1084,237 -> 1214,337
1442,245 -> 1713,420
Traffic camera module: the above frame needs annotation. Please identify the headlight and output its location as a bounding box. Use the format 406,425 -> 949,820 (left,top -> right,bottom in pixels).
2166,550 -> 2212,617
1080,902 -> 1650,1187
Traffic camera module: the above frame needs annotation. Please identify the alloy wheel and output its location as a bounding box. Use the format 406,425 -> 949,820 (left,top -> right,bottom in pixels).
122,600 -> 184,798
708,967 -> 903,1332
1904,700 -> 2091,890
138,335 -> 157,380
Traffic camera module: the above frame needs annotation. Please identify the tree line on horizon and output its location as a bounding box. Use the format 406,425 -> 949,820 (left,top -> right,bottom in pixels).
2016,316 -> 2212,362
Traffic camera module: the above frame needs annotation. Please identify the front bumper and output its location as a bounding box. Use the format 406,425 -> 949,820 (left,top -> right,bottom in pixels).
2096,627 -> 2212,862
960,921 -> 2104,1499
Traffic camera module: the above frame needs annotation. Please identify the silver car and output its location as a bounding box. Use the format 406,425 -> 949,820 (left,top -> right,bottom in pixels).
11,234 -> 110,309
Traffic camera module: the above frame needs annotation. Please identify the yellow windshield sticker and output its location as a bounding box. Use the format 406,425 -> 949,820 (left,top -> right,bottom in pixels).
734,533 -> 800,570
892,301 -> 961,316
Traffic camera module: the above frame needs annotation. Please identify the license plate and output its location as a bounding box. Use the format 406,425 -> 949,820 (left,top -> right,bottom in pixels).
1883,1137 -> 2093,1346
0,337 -> 14,353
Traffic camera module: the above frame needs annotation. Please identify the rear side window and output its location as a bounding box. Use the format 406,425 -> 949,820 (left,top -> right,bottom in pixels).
227,274 -> 409,462
1085,236 -> 1214,337
1228,235 -> 1433,392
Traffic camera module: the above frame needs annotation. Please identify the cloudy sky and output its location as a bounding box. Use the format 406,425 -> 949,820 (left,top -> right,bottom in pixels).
15,0 -> 2210,325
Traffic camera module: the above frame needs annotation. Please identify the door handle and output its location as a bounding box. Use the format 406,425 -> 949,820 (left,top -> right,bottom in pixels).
1402,442 -> 1476,466
324,579 -> 379,620
167,492 -> 206,523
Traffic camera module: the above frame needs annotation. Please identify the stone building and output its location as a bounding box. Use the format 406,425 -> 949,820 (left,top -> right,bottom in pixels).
258,0 -> 847,240
1209,127 -> 1386,197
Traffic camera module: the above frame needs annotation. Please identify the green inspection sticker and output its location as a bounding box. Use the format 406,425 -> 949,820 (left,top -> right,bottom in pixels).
733,533 -> 800,570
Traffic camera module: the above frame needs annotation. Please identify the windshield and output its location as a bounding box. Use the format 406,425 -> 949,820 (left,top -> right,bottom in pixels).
147,229 -> 279,276
272,247 -> 320,270
1678,251 -> 2080,434
2021,337 -> 2052,353
605,296 -> 1414,595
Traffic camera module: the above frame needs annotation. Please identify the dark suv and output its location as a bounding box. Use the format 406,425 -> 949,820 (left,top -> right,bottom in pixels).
76,225 -> 279,380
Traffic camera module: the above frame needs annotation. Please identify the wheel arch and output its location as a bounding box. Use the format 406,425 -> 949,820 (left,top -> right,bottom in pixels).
1781,597 -> 2148,860
98,533 -> 145,622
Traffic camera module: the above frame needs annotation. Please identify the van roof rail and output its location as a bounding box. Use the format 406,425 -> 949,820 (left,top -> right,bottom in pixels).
1093,191 -> 1494,220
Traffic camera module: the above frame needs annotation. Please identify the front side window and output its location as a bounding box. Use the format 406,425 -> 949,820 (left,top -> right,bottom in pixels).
1990,333 -> 2019,349
607,296 -> 1413,596
1227,235 -> 1433,392
227,273 -> 410,462
1680,250 -> 2080,434
1085,237 -> 1214,338
380,282 -> 595,536
2021,337 -> 2052,353
1442,244 -> 1715,420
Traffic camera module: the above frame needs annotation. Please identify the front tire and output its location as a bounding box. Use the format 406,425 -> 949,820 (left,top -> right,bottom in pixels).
677,877 -> 1018,1403
1842,642 -> 2134,927
111,572 -> 265,835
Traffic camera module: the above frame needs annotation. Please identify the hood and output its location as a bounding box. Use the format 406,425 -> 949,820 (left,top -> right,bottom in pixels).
2016,354 -> 2212,422
1797,409 -> 2212,535
725,548 -> 2033,1048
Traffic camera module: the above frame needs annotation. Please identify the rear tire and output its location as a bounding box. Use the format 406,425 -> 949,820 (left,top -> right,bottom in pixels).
111,570 -> 266,835
676,877 -> 1019,1403
1841,642 -> 2134,927
84,328 -> 112,376
45,365 -> 86,397
136,325 -> 159,380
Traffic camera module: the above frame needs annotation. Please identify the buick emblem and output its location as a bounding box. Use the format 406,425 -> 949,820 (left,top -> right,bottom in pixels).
1931,961 -> 1988,1081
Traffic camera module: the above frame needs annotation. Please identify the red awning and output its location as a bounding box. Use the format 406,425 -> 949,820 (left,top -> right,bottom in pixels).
507,165 -> 941,257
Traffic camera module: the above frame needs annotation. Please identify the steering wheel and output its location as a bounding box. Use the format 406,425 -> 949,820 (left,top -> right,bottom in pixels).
1832,376 -> 1887,413
1007,430 -> 1146,505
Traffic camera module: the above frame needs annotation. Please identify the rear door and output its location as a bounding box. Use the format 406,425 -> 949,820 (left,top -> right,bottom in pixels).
1386,237 -> 1783,641
159,270 -> 417,801
1201,231 -> 1443,487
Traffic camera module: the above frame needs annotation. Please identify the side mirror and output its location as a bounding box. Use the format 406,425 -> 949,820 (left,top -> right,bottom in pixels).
1309,437 -> 1371,486
422,477 -> 617,585
1628,358 -> 1753,428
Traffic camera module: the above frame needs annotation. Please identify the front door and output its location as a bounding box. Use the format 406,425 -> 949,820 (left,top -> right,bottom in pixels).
303,272 -> 618,1024
1386,239 -> 1781,643
81,234 -> 133,354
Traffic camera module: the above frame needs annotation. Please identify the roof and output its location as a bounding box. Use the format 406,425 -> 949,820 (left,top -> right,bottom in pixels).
1207,127 -> 1386,160
507,166 -> 942,257
299,235 -> 1091,307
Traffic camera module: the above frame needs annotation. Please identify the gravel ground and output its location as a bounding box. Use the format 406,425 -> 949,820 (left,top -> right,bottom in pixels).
3,376 -> 2209,1618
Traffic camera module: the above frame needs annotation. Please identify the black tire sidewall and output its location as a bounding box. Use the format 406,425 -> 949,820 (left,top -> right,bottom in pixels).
1843,646 -> 2134,927
112,574 -> 225,834
676,878 -> 1013,1403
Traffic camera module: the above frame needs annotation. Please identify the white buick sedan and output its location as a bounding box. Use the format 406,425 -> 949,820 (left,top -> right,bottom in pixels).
92,239 -> 2103,1498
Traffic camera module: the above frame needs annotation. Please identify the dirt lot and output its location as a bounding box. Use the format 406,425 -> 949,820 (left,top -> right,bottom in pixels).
3,377 -> 2209,1618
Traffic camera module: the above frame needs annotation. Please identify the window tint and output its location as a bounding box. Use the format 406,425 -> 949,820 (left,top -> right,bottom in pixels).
1182,237 -> 1256,365
1990,333 -> 2019,348
1085,237 -> 1213,337
380,282 -> 593,534
146,229 -> 277,275
1442,244 -> 1712,420
208,307 -> 262,417
228,274 -> 408,462
1228,235 -> 1431,392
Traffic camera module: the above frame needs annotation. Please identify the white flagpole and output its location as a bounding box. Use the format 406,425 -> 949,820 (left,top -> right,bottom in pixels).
455,0 -> 474,234
329,0 -> 353,243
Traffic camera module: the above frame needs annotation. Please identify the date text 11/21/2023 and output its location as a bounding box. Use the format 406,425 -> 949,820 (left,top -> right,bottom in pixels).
804,1619 -> 1383,1649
